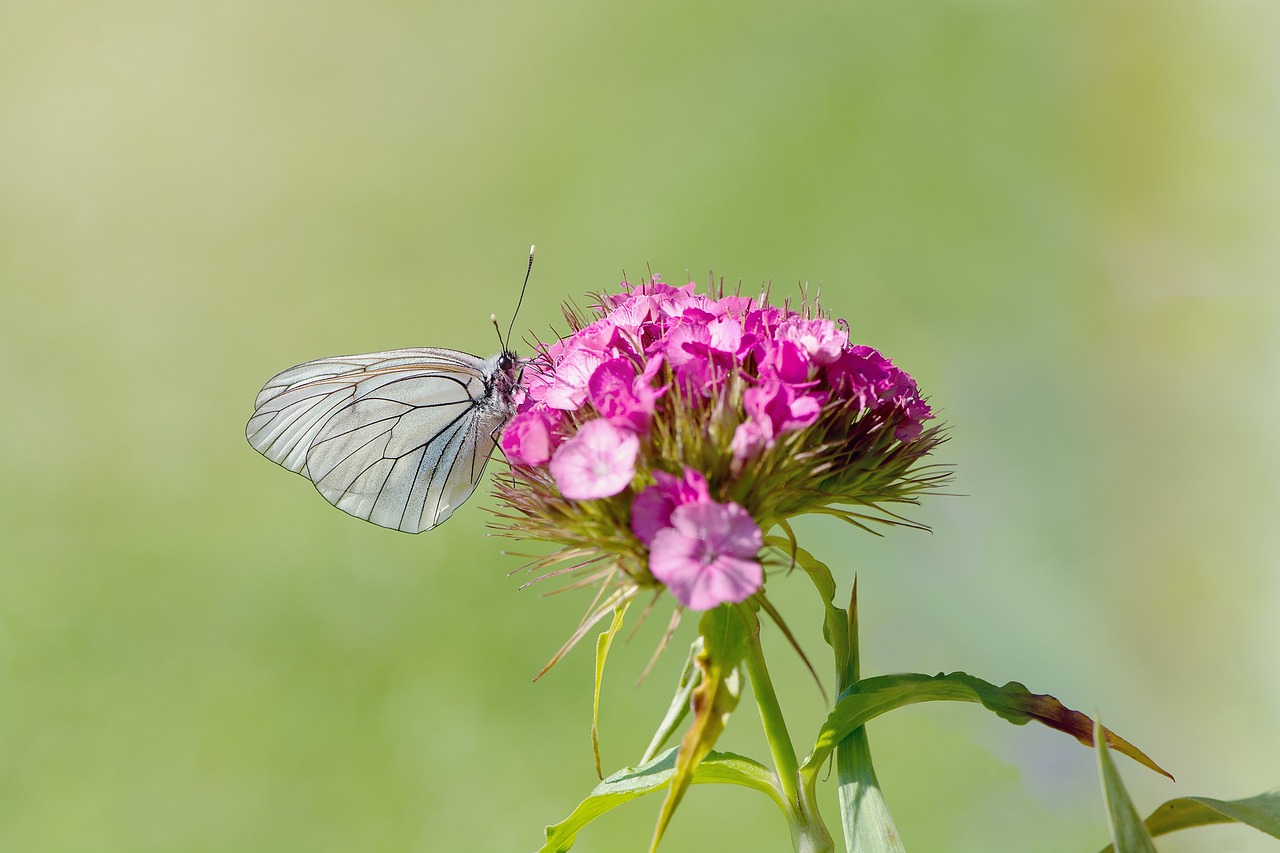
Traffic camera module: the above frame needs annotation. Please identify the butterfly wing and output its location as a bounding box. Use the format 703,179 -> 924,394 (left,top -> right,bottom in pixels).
246,348 -> 514,533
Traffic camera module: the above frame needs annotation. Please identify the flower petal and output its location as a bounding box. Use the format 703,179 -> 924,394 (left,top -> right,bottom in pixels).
549,419 -> 639,499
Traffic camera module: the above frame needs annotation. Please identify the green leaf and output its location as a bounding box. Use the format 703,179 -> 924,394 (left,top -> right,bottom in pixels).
650,606 -> 750,852
536,748 -> 783,853
639,636 -> 702,765
1095,717 -> 1157,852
838,727 -> 904,853
800,672 -> 1170,781
767,536 -> 902,852
1098,788 -> 1280,852
592,600 -> 630,779
822,564 -> 900,853
764,534 -> 851,686
536,582 -> 636,680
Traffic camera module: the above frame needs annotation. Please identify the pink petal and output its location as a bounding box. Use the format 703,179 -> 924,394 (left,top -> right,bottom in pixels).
730,420 -> 769,465
549,419 -> 639,499
500,408 -> 558,466
629,467 -> 711,544
649,501 -> 763,610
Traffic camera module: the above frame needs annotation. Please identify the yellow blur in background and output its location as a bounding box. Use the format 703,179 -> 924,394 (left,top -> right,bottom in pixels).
1,2 -> 1277,851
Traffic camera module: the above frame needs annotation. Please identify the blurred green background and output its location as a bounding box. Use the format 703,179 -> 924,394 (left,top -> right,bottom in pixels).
2,1 -> 1277,851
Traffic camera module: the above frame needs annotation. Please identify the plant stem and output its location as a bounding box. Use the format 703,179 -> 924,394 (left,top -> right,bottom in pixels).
744,632 -> 800,804
744,618 -> 834,853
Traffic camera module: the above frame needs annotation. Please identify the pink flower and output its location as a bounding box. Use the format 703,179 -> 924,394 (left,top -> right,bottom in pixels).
731,380 -> 826,464
549,418 -> 639,500
745,380 -> 825,436
893,415 -> 926,443
754,338 -> 810,384
729,419 -> 770,465
776,316 -> 848,365
713,295 -> 756,321
615,277 -> 706,321
500,408 -> 560,466
663,316 -> 712,370
743,305 -> 783,341
826,346 -> 893,410
539,338 -> 608,411
495,275 -> 941,620
588,357 -> 663,433
890,378 -> 932,442
648,500 -> 764,610
672,351 -> 732,400
707,316 -> 746,356
630,467 -> 711,545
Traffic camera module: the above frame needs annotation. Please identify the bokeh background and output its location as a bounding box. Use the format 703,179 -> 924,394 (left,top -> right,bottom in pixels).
2,1 -> 1277,851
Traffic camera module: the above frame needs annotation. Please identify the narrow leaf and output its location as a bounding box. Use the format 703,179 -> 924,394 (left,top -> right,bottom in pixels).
1095,717 -> 1158,852
536,748 -> 784,853
1098,788 -> 1280,852
650,606 -> 749,852
536,584 -> 635,680
838,727 -> 905,853
592,600 -> 630,778
764,534 -> 850,685
801,672 -> 1170,781
637,605 -> 684,686
756,593 -> 826,701
640,636 -> 703,765
830,566 -> 901,853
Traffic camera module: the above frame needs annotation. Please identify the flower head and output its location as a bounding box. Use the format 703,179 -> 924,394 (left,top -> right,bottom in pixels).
493,276 -> 945,614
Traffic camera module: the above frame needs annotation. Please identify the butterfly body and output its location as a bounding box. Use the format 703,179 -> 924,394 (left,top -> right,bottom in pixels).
247,347 -> 521,533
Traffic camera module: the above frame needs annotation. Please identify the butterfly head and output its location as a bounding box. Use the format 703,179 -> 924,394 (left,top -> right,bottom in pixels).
490,349 -> 524,411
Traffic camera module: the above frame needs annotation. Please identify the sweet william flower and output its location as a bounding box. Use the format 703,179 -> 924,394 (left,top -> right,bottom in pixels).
500,408 -> 560,466
540,349 -> 605,410
729,380 -> 826,466
649,500 -> 763,610
754,338 -> 810,384
746,379 -> 825,435
549,418 -> 639,500
630,466 -> 712,546
493,275 -> 945,618
489,274 -> 950,853
776,315 -> 848,365
587,356 -> 664,433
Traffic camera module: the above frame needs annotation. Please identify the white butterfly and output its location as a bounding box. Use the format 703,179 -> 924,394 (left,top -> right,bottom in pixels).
246,248 -> 533,533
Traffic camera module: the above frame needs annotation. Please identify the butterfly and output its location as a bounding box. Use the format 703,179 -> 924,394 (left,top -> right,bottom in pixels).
245,248 -> 533,533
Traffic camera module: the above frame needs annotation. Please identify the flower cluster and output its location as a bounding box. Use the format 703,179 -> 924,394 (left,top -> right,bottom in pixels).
493,277 -> 943,611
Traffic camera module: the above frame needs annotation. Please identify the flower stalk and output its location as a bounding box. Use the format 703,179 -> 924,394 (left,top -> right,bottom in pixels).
742,607 -> 801,803
742,605 -> 835,853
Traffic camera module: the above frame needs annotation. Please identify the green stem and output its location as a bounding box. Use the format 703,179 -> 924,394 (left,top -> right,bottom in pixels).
744,632 -> 800,804
743,616 -> 834,853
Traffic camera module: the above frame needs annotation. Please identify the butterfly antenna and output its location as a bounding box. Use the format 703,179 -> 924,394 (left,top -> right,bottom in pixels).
504,244 -> 536,351
490,313 -> 503,350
